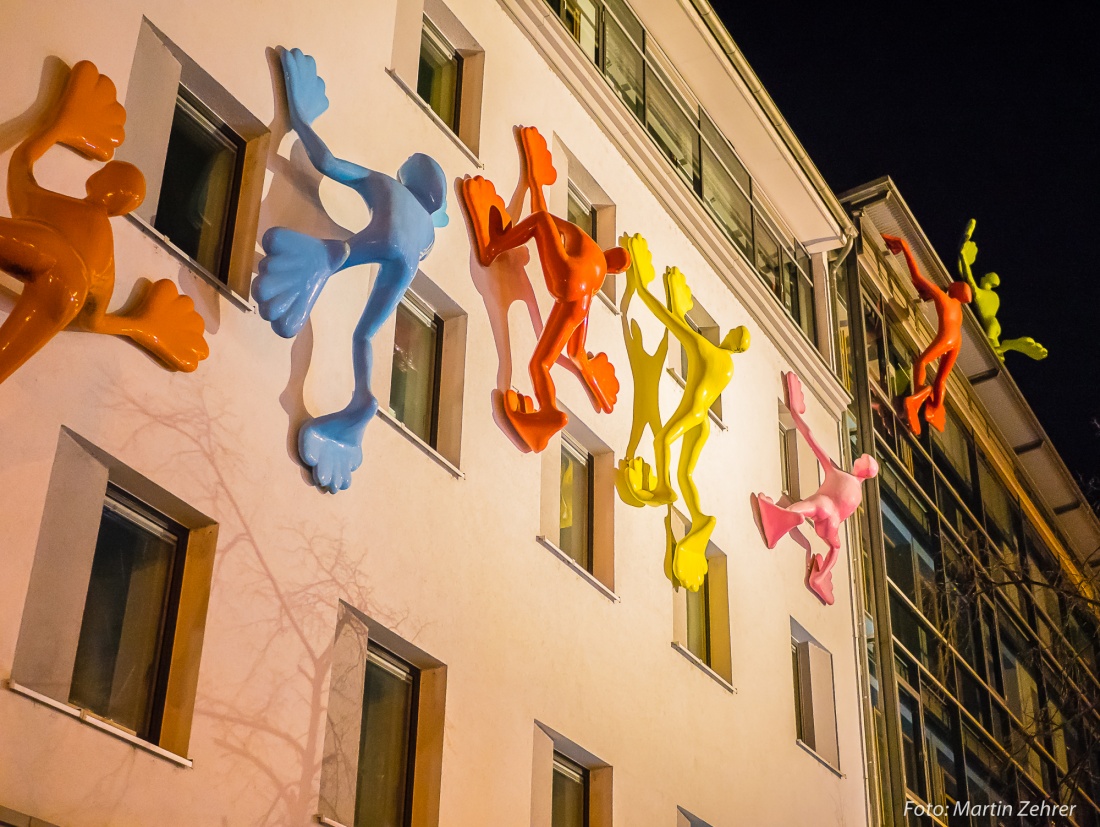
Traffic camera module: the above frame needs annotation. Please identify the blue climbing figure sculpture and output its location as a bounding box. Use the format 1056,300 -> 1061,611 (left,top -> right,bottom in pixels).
254,48 -> 449,493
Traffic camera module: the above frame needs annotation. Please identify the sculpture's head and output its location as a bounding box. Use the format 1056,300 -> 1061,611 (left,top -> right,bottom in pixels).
721,325 -> 751,353
85,161 -> 145,216
948,281 -> 972,304
980,272 -> 1001,290
398,153 -> 449,228
603,246 -> 630,274
852,454 -> 879,480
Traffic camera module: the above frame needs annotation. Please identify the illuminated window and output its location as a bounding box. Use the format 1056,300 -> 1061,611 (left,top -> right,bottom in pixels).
791,619 -> 839,769
559,432 -> 594,572
390,293 -> 443,446
418,18 -> 462,132
552,753 -> 589,827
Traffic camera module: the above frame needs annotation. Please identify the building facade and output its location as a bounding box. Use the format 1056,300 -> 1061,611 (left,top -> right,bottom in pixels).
836,181 -> 1100,827
0,2 -> 875,827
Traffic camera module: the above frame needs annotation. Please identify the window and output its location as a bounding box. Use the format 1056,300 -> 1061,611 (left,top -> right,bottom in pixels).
391,0 -> 485,154
153,91 -> 245,281
778,401 -> 800,501
11,429 -> 218,759
390,293 -> 443,446
538,421 -> 615,592
119,19 -> 269,298
532,724 -> 611,827
548,0 -> 600,62
380,275 -> 467,469
676,808 -> 714,827
790,619 -> 839,768
567,184 -> 598,244
559,432 -> 594,571
357,643 -> 418,827
671,513 -> 731,684
418,18 -> 462,131
67,486 -> 186,740
0,805 -> 59,827
556,143 -> 618,303
552,753 -> 589,827
318,603 -> 446,827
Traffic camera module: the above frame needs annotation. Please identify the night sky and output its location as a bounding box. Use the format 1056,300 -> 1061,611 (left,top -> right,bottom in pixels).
713,3 -> 1100,505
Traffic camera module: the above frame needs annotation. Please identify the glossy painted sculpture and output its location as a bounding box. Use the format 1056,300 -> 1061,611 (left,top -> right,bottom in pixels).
616,233 -> 750,591
755,372 -> 878,605
457,126 -> 627,453
958,219 -> 1047,362
882,233 -> 971,436
253,48 -> 448,493
0,60 -> 208,386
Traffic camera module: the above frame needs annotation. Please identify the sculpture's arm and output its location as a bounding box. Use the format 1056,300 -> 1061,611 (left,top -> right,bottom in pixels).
957,218 -> 981,296
785,372 -> 835,472
621,234 -> 687,336
882,233 -> 940,302
282,48 -> 371,186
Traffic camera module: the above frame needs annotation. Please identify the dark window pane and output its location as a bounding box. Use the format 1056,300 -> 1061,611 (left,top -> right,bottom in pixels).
602,11 -> 644,119
356,648 -> 415,827
417,20 -> 461,131
699,115 -> 751,257
898,689 -> 925,797
154,93 -> 241,280
566,186 -> 597,239
792,642 -> 806,741
552,755 -> 588,827
560,0 -> 599,62
390,299 -> 439,445
753,213 -> 780,294
686,574 -> 710,664
644,64 -> 699,186
559,435 -> 592,570
69,493 -> 180,737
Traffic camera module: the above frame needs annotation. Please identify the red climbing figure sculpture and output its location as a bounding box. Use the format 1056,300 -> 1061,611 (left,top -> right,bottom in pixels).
459,126 -> 628,452
882,234 -> 971,436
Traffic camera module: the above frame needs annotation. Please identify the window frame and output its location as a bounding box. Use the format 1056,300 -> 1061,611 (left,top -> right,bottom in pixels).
559,430 -> 596,573
390,291 -> 446,449
417,16 -> 464,133
551,752 -> 591,827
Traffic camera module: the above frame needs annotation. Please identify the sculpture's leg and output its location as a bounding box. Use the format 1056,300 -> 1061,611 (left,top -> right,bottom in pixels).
0,220 -> 88,384
649,402 -> 698,505
923,346 -> 958,433
903,385 -> 933,436
500,299 -> 573,452
298,260 -> 408,492
999,337 -> 1048,361
807,542 -> 840,606
79,279 -> 209,372
672,419 -> 715,591
566,313 -> 618,413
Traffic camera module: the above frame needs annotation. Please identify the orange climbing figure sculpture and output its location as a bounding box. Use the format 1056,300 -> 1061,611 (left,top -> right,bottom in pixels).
458,126 -> 628,452
882,234 -> 970,436
0,60 -> 208,386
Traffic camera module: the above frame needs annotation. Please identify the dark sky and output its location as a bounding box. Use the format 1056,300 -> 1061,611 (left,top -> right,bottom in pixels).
714,3 -> 1100,501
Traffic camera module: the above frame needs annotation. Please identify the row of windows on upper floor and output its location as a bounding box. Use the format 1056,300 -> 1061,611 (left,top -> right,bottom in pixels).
8,429 -> 842,825
122,0 -> 819,349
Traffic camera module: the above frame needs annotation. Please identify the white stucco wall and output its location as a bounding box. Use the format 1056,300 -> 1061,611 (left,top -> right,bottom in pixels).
0,1 -> 868,825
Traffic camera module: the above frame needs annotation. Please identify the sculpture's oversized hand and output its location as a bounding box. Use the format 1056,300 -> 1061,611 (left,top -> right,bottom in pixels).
785,371 -> 807,417
123,279 -> 210,372
663,267 -> 694,320
281,48 -> 330,129
52,61 -> 126,161
620,233 -> 656,300
958,218 -> 978,272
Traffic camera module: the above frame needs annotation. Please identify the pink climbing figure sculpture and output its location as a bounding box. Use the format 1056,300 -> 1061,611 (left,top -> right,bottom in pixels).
754,372 -> 879,605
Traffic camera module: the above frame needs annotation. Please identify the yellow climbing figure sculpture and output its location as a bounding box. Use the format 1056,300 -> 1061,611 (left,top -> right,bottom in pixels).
957,219 -> 1047,362
616,233 -> 750,590
0,60 -> 209,387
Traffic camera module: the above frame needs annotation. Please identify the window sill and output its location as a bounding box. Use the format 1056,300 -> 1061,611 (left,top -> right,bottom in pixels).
315,817 -> 349,827
669,642 -> 736,694
595,288 -> 621,315
5,679 -> 193,768
125,213 -> 253,312
377,408 -> 465,479
385,68 -> 483,170
664,368 -> 729,431
795,738 -> 843,778
535,536 -> 620,602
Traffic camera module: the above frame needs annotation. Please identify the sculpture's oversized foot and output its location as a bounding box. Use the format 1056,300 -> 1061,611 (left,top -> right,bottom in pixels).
586,352 -> 619,413
673,515 -> 717,591
807,553 -> 836,606
616,457 -> 657,507
924,400 -> 946,433
298,403 -> 376,493
500,389 -> 566,452
254,228 -> 349,338
519,127 -> 557,191
118,279 -> 209,371
903,389 -> 929,437
755,493 -> 804,548
1000,337 -> 1048,361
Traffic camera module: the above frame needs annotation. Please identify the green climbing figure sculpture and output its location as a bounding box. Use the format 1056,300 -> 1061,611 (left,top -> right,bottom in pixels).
958,219 -> 1048,362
